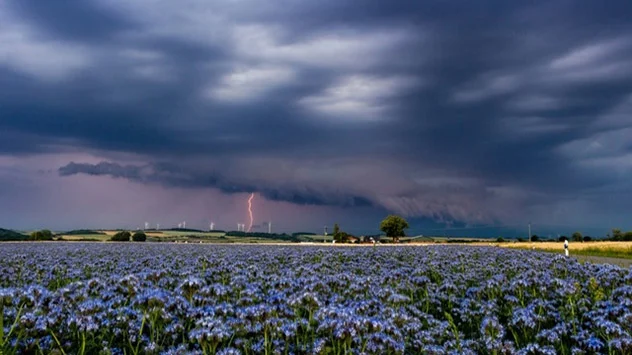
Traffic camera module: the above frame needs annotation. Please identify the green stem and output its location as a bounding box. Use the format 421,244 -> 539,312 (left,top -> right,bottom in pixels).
49,329 -> 68,355
133,315 -> 147,355
510,328 -> 520,348
2,303 -> 25,347
264,326 -> 269,355
80,331 -> 86,355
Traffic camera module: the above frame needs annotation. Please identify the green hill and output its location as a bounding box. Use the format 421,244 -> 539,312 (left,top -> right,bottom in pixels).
0,228 -> 28,241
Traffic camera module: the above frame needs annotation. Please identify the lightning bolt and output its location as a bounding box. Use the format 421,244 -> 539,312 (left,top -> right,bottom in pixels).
247,193 -> 255,232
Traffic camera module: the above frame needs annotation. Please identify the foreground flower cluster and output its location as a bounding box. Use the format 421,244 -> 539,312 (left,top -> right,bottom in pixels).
0,243 -> 631,354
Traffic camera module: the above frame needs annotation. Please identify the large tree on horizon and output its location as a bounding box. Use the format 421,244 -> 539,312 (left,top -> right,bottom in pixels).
572,231 -> 583,242
380,215 -> 409,243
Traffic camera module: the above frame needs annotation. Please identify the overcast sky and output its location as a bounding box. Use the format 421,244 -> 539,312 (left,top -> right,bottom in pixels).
1,1 -> 632,236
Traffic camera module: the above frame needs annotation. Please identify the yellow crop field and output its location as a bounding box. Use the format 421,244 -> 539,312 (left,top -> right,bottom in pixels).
502,241 -> 632,250
499,241 -> 632,259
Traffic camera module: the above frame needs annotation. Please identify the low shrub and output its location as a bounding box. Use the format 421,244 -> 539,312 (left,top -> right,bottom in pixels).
110,231 -> 131,242
132,231 -> 147,242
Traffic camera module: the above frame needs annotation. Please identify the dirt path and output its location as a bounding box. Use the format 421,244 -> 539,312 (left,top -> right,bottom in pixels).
571,254 -> 632,268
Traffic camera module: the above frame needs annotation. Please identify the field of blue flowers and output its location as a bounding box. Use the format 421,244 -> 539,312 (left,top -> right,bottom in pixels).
1,243 -> 631,354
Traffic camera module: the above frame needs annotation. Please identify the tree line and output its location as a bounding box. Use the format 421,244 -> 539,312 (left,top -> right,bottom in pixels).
110,231 -> 147,242
608,229 -> 632,241
3,221 -> 632,243
332,215 -> 409,243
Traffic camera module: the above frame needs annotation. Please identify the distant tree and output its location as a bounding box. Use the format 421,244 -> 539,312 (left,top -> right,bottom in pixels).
111,231 -> 131,242
379,215 -> 409,243
531,235 -> 539,242
611,228 -> 623,241
332,223 -> 343,242
496,237 -> 505,243
623,231 -> 632,242
132,231 -> 147,242
30,231 -> 43,240
30,229 -> 54,241
572,231 -> 583,242
583,236 -> 592,242
41,230 -> 54,240
334,231 -> 352,243
559,235 -> 568,242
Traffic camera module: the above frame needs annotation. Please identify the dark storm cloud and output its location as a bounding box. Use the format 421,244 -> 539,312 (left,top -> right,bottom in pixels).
59,161 -> 373,208
11,0 -> 134,41
59,162 -> 146,180
3,0 -> 632,227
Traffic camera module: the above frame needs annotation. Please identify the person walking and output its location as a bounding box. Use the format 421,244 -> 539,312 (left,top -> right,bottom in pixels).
564,239 -> 569,257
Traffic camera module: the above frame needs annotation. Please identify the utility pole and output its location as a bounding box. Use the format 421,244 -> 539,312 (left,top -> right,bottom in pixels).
528,222 -> 532,242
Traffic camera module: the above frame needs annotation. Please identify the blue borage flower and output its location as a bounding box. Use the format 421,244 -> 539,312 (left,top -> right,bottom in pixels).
0,287 -> 18,305
609,336 -> 632,352
517,343 -> 557,355
511,307 -> 539,330
481,316 -> 505,340
1,243 -> 631,353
